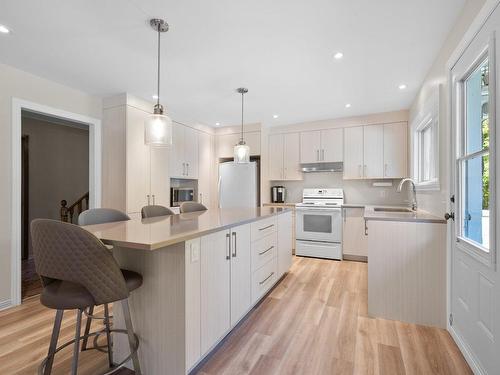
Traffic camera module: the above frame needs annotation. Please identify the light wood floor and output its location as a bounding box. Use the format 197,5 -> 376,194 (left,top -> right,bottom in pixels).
0,257 -> 471,375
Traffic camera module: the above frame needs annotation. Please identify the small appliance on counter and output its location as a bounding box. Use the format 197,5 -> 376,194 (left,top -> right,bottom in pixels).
170,187 -> 195,207
271,186 -> 286,203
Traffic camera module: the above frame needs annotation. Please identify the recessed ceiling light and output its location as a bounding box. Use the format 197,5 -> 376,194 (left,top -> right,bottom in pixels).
215,122 -> 220,126
334,52 -> 344,60
0,25 -> 11,34
152,94 -> 159,99
345,103 -> 351,108
398,84 -> 407,90
273,114 -> 279,119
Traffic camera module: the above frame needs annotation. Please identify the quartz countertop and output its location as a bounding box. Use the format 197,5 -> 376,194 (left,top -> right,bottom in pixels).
83,207 -> 290,251
262,202 -> 297,207
364,205 -> 446,224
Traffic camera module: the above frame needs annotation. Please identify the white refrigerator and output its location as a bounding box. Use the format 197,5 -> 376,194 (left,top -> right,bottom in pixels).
218,162 -> 258,208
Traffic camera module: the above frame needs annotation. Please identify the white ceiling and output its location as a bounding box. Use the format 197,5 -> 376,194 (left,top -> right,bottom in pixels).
0,0 -> 465,127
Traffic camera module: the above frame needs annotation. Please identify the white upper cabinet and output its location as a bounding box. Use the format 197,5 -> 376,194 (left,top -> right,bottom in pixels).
170,123 -> 199,179
383,122 -> 407,178
363,124 -> 384,178
269,133 -> 302,180
300,129 -> 343,163
217,131 -> 261,159
268,134 -> 284,180
198,131 -> 214,208
283,133 -> 302,180
320,128 -> 343,162
300,130 -> 321,163
343,126 -> 364,179
150,146 -> 170,207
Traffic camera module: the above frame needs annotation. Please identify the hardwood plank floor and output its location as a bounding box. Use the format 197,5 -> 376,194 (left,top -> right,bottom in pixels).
0,257 -> 471,375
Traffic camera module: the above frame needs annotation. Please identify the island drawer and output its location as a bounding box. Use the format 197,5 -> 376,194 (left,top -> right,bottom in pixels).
251,257 -> 277,304
251,216 -> 277,241
251,233 -> 277,271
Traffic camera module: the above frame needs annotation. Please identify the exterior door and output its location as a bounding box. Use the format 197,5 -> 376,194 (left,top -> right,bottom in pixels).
450,7 -> 499,374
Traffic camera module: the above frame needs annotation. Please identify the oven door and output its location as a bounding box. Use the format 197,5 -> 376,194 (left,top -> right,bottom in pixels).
296,207 -> 341,243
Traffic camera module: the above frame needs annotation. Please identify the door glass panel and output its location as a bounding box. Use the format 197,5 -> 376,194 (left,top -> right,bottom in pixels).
465,59 -> 489,154
462,154 -> 489,250
303,214 -> 332,233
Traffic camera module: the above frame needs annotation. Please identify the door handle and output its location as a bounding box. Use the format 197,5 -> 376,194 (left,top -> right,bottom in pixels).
232,232 -> 237,257
226,233 -> 231,260
444,212 -> 455,221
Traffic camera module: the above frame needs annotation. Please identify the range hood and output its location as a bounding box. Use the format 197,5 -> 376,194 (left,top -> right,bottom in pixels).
301,162 -> 343,173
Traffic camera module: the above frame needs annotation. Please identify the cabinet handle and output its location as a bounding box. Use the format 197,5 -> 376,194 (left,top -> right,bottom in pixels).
364,220 -> 368,236
358,165 -> 362,177
259,245 -> 274,256
147,194 -> 151,205
199,193 -> 203,203
182,162 -> 185,176
259,272 -> 275,285
259,224 -> 274,231
187,163 -> 189,176
232,232 -> 237,257
321,149 -> 325,161
363,165 -> 367,177
152,194 -> 155,205
343,208 -> 346,222
316,149 -> 319,161
384,163 -> 388,177
226,233 -> 231,260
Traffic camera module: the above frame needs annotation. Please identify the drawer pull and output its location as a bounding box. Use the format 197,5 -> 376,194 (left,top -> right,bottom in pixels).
258,224 -> 274,231
258,246 -> 274,256
259,272 -> 275,285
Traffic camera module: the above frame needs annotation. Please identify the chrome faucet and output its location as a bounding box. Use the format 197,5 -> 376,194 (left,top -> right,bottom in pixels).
397,178 -> 417,211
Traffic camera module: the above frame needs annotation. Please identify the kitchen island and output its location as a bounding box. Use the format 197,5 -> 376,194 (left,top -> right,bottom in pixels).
84,207 -> 293,375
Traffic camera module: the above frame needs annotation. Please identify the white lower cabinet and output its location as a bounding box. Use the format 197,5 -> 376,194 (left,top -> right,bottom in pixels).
200,230 -> 231,355
230,224 -> 252,327
342,207 -> 368,260
251,256 -> 277,303
185,238 -> 201,370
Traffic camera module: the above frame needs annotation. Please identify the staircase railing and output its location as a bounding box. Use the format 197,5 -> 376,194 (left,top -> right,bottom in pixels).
60,192 -> 89,223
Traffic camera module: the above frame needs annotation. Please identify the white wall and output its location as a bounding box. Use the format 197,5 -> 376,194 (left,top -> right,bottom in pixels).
0,62 -> 102,305
409,0 -> 486,216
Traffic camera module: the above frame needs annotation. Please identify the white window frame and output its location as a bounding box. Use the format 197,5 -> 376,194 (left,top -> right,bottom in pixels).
411,87 -> 440,190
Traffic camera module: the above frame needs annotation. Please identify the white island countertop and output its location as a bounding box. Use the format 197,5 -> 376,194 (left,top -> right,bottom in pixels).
83,207 -> 290,250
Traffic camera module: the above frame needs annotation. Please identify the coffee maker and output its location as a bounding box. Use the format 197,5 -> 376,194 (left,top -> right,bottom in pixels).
271,186 -> 286,203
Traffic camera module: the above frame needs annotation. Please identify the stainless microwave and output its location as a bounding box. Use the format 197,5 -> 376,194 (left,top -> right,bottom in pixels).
170,187 -> 195,207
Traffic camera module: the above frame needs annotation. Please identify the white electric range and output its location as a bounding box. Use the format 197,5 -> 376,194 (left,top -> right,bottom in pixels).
295,188 -> 343,260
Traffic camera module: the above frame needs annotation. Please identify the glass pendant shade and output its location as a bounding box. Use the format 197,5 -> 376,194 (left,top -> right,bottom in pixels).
234,141 -> 250,163
145,113 -> 172,146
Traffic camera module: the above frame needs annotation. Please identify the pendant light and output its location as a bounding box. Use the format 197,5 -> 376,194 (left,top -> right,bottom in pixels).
145,18 -> 172,146
233,87 -> 250,163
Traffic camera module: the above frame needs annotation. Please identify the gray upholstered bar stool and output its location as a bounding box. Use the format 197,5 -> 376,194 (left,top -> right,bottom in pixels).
180,201 -> 208,213
141,204 -> 175,218
77,208 -> 131,353
31,219 -> 142,375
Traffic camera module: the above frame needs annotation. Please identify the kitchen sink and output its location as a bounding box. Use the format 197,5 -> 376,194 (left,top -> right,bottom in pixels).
373,207 -> 414,213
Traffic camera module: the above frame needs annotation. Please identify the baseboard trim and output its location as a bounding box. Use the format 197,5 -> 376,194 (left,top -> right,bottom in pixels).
343,254 -> 368,262
0,299 -> 12,311
449,325 -> 486,375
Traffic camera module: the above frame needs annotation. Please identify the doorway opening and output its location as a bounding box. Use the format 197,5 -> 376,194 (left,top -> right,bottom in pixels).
20,110 -> 90,300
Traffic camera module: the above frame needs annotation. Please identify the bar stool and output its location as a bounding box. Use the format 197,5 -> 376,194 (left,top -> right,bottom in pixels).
31,219 -> 142,375
77,208 -> 131,354
141,204 -> 175,218
179,202 -> 208,213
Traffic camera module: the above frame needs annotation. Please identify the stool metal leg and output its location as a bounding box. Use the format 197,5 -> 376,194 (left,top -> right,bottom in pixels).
44,309 -> 64,375
104,303 -> 113,368
81,305 -> 94,351
121,299 -> 142,375
71,309 -> 83,375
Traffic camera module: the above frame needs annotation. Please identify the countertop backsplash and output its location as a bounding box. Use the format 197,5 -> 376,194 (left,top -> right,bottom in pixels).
271,172 -> 411,206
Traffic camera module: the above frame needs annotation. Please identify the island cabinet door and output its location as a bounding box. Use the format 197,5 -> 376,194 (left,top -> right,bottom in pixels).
230,223 -> 252,327
200,230 -> 231,355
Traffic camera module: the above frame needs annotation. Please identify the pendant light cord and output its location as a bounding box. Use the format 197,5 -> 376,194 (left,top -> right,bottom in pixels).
157,24 -> 161,107
240,91 -> 244,142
